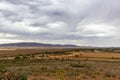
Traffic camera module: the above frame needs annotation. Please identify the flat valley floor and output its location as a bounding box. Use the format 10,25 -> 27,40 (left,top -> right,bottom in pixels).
0,47 -> 120,80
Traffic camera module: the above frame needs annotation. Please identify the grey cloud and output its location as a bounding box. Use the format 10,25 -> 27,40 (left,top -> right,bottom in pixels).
0,10 -> 23,22
0,0 -> 120,46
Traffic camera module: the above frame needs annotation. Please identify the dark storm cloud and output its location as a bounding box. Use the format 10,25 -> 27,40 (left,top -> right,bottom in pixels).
0,0 -> 120,46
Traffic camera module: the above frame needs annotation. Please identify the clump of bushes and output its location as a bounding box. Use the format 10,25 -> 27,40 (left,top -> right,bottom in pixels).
0,66 -> 28,80
105,72 -> 116,78
14,55 -> 28,60
14,56 -> 21,60
70,63 -> 91,69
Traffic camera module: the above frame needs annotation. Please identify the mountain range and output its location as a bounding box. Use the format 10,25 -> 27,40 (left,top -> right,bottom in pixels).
0,42 -> 79,47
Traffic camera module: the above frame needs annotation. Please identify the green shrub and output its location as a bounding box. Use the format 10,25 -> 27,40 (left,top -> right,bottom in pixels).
55,69 -> 65,80
0,67 -> 27,80
18,73 -> 27,80
14,56 -> 21,60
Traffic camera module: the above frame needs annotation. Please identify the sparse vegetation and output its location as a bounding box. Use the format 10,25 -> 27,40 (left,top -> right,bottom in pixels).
0,66 -> 27,80
0,48 -> 120,80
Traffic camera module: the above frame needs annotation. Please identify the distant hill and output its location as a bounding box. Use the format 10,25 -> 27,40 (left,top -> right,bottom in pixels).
0,42 -> 79,47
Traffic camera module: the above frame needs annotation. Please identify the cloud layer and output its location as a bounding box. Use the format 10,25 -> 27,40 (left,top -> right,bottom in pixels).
0,0 -> 120,46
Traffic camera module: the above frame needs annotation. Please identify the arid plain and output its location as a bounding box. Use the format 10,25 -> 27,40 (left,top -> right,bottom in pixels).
0,47 -> 120,80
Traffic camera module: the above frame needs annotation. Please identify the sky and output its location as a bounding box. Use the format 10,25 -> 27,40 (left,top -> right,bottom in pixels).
0,0 -> 120,47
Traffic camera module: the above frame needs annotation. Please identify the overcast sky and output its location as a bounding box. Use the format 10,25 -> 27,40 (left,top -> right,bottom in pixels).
0,0 -> 120,46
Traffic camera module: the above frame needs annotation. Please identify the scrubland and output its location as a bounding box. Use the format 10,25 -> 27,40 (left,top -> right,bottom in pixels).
0,47 -> 120,80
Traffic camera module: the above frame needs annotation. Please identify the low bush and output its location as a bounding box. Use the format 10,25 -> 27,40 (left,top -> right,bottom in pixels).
0,66 -> 28,80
